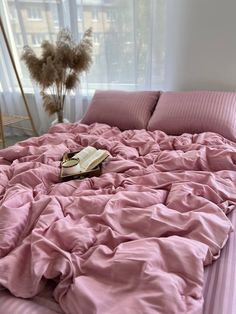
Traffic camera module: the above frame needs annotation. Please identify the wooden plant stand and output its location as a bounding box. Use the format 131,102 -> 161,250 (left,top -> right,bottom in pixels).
0,16 -> 37,148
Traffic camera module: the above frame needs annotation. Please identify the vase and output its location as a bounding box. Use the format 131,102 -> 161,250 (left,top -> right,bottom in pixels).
51,109 -> 70,125
57,109 -> 64,123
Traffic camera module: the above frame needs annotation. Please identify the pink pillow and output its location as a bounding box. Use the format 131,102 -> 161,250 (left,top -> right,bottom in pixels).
147,91 -> 236,141
81,90 -> 160,130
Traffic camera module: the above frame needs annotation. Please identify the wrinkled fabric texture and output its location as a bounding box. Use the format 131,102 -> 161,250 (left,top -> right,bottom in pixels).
0,122 -> 236,314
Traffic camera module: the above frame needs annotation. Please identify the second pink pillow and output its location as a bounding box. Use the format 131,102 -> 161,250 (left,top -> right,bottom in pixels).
148,91 -> 236,141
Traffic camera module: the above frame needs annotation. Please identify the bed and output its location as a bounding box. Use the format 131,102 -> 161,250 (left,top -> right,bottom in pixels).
0,90 -> 236,314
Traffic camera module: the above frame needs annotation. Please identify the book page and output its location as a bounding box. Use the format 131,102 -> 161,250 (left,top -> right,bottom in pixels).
80,149 -> 109,171
72,147 -> 109,172
73,146 -> 97,163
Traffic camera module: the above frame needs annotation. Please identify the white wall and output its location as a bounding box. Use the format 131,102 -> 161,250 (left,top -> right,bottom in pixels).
165,0 -> 236,91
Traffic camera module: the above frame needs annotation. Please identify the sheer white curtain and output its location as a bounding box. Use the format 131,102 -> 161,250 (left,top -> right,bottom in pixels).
0,0 -> 166,134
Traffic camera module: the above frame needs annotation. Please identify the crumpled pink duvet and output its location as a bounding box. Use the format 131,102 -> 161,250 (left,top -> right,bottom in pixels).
0,122 -> 236,314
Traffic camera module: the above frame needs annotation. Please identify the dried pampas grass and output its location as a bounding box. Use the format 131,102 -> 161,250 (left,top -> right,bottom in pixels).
22,28 -> 93,122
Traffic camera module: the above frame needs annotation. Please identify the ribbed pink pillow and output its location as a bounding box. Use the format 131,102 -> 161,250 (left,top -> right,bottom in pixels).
147,91 -> 236,141
81,90 -> 160,130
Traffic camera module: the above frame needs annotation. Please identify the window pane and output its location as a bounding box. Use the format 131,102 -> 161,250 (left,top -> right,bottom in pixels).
27,6 -> 42,20
3,0 -> 165,91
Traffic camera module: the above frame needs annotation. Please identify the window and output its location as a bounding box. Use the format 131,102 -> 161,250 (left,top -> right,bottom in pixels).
1,0 -> 166,131
52,7 -> 58,22
77,6 -> 82,21
2,0 -> 166,91
31,33 -> 45,47
9,4 -> 17,20
27,6 -> 42,20
15,33 -> 23,46
106,9 -> 115,22
93,33 -> 100,45
92,8 -> 98,22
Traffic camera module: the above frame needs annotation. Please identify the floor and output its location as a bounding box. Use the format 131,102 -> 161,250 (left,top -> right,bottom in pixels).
1,134 -> 31,149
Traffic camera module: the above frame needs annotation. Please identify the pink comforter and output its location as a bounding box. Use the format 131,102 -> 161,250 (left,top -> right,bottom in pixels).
0,123 -> 236,314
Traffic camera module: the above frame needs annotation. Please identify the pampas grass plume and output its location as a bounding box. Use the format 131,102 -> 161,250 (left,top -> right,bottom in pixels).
22,28 -> 93,118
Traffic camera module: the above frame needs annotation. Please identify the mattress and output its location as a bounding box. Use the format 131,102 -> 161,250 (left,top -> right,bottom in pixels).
203,209 -> 236,314
0,281 -> 63,314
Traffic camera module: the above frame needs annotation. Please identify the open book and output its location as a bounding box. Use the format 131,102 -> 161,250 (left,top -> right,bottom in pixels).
73,146 -> 109,172
60,146 -> 109,180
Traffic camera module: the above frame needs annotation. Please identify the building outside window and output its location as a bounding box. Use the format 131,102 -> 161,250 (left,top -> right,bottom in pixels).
9,4 -> 17,20
93,33 -> 100,46
106,8 -> 115,22
15,33 -> 23,46
51,5 -> 59,30
92,8 -> 98,22
77,6 -> 82,21
27,6 -> 42,20
31,33 -> 45,46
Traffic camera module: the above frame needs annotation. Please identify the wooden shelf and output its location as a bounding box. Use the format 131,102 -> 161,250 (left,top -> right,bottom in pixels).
2,115 -> 30,126
0,114 -> 36,148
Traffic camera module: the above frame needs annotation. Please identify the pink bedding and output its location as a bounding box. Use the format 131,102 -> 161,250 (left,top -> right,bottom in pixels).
0,122 -> 236,314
